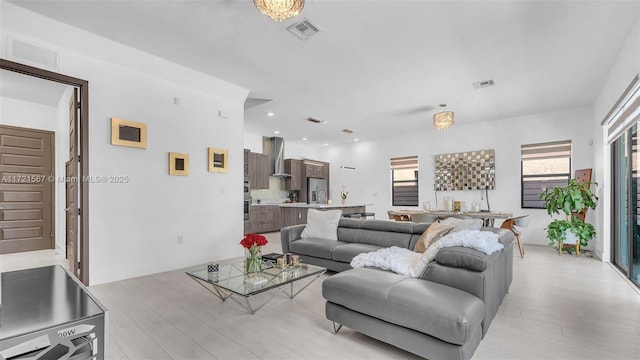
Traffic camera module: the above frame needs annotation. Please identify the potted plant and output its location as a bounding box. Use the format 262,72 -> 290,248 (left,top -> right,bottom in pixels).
540,178 -> 598,255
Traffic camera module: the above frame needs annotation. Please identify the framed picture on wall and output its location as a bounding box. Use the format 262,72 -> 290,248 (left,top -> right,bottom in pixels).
169,152 -> 189,176
208,147 -> 228,173
111,117 -> 147,148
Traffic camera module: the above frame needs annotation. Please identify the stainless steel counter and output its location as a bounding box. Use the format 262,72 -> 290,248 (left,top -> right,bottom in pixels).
0,265 -> 109,359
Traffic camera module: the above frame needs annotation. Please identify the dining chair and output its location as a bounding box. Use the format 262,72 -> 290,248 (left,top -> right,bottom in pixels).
500,215 -> 529,258
387,210 -> 409,222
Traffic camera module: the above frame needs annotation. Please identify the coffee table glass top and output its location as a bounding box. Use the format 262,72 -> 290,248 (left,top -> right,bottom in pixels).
186,260 -> 326,297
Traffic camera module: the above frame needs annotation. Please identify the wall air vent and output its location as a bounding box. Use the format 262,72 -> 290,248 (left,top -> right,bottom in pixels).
287,18 -> 320,40
8,35 -> 59,71
341,129 -> 353,134
306,117 -> 327,124
473,80 -> 495,89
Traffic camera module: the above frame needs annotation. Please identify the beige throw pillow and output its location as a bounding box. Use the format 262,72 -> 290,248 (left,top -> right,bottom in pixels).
414,221 -> 455,252
440,217 -> 484,232
300,208 -> 343,240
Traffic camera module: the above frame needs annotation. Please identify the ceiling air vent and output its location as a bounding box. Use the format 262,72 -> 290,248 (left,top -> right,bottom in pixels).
287,18 -> 320,40
473,80 -> 495,89
306,117 -> 327,124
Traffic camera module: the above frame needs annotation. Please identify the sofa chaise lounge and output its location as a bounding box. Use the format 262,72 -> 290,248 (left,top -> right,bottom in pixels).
280,218 -> 514,360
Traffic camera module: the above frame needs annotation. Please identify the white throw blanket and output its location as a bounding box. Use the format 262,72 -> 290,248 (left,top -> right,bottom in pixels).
350,230 -> 503,278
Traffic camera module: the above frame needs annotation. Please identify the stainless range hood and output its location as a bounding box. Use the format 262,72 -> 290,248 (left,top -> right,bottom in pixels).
263,136 -> 291,177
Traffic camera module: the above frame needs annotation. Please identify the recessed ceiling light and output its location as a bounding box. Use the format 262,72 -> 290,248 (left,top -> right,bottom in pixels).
354,138 -> 359,142
274,130 -> 280,134
266,112 -> 275,117
324,143 -> 329,146
302,137 -> 308,141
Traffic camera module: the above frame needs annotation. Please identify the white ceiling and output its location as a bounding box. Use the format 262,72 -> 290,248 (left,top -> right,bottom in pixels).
9,0 -> 640,146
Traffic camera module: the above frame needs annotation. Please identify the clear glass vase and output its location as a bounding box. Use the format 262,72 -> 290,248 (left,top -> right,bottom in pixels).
245,246 -> 263,273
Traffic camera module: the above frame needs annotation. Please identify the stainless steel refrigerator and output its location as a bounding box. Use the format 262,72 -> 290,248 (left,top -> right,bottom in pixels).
308,178 -> 328,204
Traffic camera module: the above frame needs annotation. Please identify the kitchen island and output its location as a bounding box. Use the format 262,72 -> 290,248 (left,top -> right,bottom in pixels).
247,203 -> 372,233
280,203 -> 371,228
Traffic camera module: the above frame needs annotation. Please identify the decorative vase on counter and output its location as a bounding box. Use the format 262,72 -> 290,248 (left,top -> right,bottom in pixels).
341,198 -> 346,205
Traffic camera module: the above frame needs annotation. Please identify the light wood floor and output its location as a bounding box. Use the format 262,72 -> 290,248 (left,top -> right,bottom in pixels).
3,234 -> 640,359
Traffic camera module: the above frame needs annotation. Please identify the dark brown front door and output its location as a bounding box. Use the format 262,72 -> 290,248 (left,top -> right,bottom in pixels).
66,89 -> 80,277
0,125 -> 55,254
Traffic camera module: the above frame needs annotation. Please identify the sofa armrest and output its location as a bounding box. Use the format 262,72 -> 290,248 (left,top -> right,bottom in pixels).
280,224 -> 306,253
419,238 -> 514,337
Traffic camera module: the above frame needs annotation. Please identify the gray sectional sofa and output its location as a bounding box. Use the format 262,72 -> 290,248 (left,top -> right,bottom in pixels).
280,218 -> 514,360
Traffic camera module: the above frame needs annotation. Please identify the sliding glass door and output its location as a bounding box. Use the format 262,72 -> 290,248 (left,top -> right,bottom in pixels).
631,126 -> 640,284
612,124 -> 640,286
612,132 -> 629,273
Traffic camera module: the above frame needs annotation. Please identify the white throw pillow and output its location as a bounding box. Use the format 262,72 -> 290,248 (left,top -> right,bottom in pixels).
440,217 -> 483,232
300,208 -> 343,240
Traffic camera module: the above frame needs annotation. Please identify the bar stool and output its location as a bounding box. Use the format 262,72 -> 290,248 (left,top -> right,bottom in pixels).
500,215 -> 529,258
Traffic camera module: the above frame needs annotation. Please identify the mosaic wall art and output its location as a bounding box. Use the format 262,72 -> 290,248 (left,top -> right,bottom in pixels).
434,149 -> 495,191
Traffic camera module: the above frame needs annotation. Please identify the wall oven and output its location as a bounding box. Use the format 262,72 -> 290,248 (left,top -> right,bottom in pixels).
243,181 -> 250,220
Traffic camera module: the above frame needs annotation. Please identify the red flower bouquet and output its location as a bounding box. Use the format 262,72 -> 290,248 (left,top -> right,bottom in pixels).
241,234 -> 268,273
240,233 -> 268,249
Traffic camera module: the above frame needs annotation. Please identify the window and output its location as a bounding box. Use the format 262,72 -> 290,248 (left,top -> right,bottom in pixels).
391,156 -> 418,206
521,140 -> 571,208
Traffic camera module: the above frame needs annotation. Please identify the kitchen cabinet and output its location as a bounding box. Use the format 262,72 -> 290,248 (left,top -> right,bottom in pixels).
304,161 -> 325,178
243,149 -> 249,180
284,159 -> 303,190
282,207 -> 308,228
249,205 -> 281,233
248,151 -> 269,189
321,162 -> 330,181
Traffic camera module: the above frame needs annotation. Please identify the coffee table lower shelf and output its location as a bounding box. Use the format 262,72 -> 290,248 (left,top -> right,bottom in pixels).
186,261 -> 326,314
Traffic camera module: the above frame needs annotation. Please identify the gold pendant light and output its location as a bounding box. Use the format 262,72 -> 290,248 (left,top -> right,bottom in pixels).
254,0 -> 305,22
433,111 -> 455,131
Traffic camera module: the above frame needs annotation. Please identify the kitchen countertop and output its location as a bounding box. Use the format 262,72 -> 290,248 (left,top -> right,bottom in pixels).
278,203 -> 371,208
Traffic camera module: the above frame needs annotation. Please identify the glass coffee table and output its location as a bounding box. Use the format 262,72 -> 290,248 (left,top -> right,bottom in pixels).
185,260 -> 326,314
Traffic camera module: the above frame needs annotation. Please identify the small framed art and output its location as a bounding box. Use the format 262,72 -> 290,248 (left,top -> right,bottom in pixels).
169,152 -> 189,176
111,117 -> 147,148
208,147 -> 228,173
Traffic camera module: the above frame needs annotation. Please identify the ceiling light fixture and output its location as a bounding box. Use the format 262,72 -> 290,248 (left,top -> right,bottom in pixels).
433,104 -> 455,131
266,112 -> 275,117
254,0 -> 304,22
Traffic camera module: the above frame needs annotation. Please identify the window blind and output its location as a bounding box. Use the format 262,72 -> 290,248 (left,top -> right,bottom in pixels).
521,140 -> 572,160
603,75 -> 640,145
390,156 -> 418,170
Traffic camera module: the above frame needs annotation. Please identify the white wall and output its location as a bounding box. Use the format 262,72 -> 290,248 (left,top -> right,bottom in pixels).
593,10 -> 640,261
1,94 -> 71,250
320,106 -> 595,248
243,132 -> 318,160
2,2 -> 249,285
